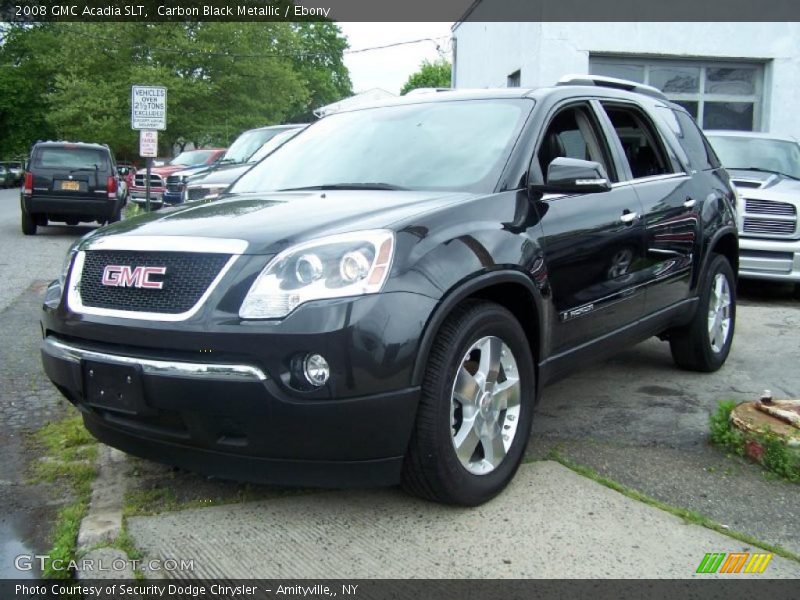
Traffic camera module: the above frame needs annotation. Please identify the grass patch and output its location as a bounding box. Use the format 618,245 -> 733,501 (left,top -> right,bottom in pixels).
30,413 -> 98,579
709,400 -> 799,483
547,449 -> 800,564
709,400 -> 746,453
124,202 -> 144,220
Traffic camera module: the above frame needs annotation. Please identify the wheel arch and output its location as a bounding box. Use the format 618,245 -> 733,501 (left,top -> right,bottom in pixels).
411,270 -> 545,387
696,226 -> 738,291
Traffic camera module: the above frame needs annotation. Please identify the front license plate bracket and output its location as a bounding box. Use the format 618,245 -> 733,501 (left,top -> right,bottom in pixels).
82,360 -> 145,415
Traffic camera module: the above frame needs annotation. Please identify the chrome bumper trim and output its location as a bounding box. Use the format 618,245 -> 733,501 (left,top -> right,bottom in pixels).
43,337 -> 268,382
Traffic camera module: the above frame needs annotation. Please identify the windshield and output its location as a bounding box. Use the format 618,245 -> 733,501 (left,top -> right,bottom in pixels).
171,150 -> 217,166
230,99 -> 531,194
222,129 -> 285,163
248,128 -> 303,163
706,135 -> 800,179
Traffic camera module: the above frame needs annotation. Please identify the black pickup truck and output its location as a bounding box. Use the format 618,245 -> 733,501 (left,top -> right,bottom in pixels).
41,77 -> 738,505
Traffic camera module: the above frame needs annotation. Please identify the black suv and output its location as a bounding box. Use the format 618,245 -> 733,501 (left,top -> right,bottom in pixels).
21,141 -> 125,235
41,77 -> 738,505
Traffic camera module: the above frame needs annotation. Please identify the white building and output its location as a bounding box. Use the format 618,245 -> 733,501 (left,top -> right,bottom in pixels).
452,17 -> 800,138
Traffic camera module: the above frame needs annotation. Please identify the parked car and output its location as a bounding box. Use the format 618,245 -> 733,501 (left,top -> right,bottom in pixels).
0,164 -> 10,188
1,161 -> 24,186
129,149 -> 225,209
41,78 -> 738,505
20,141 -> 125,235
164,124 -> 307,206
705,131 -> 800,286
183,126 -> 305,203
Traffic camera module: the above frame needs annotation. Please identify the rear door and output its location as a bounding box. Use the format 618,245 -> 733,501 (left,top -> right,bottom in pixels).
533,102 -> 647,353
595,101 -> 699,314
32,145 -> 109,201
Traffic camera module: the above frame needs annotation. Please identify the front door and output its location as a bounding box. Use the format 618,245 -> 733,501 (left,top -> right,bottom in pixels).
533,103 -> 647,354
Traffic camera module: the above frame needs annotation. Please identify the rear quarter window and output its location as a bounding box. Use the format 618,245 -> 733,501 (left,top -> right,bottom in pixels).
660,108 -> 720,171
34,147 -> 109,170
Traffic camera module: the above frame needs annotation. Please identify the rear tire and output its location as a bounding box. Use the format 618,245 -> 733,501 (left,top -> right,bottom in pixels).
669,254 -> 736,372
107,206 -> 121,224
21,209 -> 37,235
401,300 -> 536,506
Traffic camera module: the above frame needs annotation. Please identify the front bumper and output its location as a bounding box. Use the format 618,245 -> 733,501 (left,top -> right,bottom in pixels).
738,236 -> 800,283
40,288 -> 436,487
130,189 -> 164,207
162,189 -> 184,205
41,335 -> 419,487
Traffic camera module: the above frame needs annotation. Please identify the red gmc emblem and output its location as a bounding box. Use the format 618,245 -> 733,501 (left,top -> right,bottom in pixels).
101,265 -> 166,289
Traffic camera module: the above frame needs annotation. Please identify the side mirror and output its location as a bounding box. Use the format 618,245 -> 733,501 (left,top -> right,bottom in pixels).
544,157 -> 611,194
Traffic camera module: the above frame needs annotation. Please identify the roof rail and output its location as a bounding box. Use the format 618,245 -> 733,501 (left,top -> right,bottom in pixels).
405,87 -> 452,96
556,74 -> 668,101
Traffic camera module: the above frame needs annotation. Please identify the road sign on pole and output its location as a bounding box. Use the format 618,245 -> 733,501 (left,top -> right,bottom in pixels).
139,130 -> 158,213
131,86 -> 167,130
139,130 -> 158,158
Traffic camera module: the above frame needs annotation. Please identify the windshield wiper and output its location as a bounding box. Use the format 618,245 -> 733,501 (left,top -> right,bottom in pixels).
733,166 -> 800,181
277,183 -> 408,192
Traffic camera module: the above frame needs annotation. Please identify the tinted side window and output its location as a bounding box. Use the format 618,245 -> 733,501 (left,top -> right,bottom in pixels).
537,105 -> 617,182
671,109 -> 720,171
601,104 -> 673,179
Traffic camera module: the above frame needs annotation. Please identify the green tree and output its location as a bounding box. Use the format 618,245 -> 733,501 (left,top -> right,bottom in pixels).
0,24 -> 59,159
400,59 -> 451,95
0,21 -> 352,160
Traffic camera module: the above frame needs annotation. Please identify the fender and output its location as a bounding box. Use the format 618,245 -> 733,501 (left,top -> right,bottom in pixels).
697,224 -> 739,288
410,269 -> 547,387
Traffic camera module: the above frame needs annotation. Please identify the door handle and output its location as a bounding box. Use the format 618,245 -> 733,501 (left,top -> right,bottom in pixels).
683,198 -> 697,208
620,211 -> 638,224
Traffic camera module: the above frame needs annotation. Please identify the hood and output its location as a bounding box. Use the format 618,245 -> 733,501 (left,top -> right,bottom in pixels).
168,165 -> 212,181
185,161 -> 250,184
186,164 -> 252,187
85,190 -> 476,254
728,169 -> 800,195
136,164 -> 187,178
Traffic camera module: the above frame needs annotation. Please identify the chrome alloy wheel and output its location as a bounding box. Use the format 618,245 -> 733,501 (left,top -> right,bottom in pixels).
450,336 -> 521,475
707,273 -> 732,354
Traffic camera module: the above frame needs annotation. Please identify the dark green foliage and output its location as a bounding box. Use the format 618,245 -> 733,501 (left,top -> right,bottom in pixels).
400,58 -> 451,95
0,22 -> 352,159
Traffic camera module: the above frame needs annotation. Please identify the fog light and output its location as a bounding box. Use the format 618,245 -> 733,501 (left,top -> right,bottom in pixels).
303,353 -> 330,387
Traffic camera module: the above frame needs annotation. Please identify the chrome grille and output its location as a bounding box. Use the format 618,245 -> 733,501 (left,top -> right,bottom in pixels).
742,219 -> 796,235
165,175 -> 184,193
78,250 -> 230,314
744,199 -> 796,216
134,173 -> 164,188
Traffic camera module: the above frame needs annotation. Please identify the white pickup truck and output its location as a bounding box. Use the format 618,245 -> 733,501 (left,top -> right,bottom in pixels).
706,130 -> 800,293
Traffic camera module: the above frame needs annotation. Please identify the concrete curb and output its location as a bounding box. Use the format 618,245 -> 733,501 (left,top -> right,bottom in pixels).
76,444 -> 131,580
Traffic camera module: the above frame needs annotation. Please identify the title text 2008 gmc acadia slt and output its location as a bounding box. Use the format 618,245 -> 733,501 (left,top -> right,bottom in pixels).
41,77 -> 738,505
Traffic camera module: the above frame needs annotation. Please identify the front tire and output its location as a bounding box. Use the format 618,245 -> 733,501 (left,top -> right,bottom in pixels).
669,254 -> 736,372
402,300 -> 536,506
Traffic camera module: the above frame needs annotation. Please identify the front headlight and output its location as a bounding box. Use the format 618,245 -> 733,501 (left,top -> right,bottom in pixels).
239,230 -> 395,319
59,240 -> 83,287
